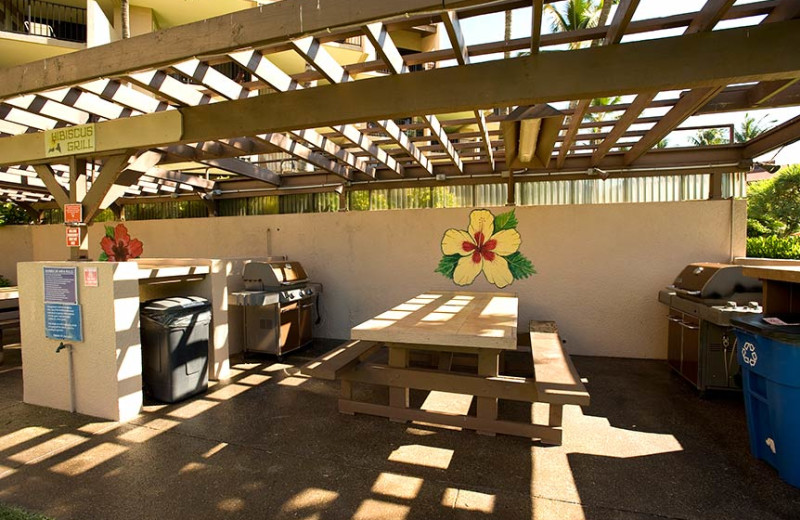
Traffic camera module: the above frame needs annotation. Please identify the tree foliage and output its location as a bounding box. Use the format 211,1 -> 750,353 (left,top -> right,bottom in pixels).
747,164 -> 800,238
689,128 -> 727,146
0,202 -> 30,226
735,113 -> 774,143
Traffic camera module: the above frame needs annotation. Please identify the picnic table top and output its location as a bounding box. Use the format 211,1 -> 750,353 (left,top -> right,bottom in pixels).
351,291 -> 518,350
0,287 -> 19,302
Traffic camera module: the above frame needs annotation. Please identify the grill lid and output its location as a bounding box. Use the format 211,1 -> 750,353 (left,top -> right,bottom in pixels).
670,263 -> 761,300
243,261 -> 308,290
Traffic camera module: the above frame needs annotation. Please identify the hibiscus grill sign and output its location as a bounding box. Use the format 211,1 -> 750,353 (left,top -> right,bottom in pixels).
436,209 -> 535,288
99,224 -> 143,262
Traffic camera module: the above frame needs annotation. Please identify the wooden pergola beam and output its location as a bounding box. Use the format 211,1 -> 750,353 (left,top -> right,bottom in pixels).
32,165 -> 70,207
623,87 -> 725,164
743,114 -> 800,158
201,158 -> 280,185
291,35 -> 433,175
592,0 -> 735,165
441,10 -> 495,171
4,95 -> 89,126
1,20 -> 798,170
556,0 -> 640,168
531,0 -> 544,54
255,133 -> 353,180
228,49 -> 396,177
81,153 -> 132,223
0,0 -> 502,100
364,21 -> 464,173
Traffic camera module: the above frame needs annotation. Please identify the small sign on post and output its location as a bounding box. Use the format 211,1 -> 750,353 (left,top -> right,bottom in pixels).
83,267 -> 98,288
66,227 -> 81,248
64,204 -> 83,224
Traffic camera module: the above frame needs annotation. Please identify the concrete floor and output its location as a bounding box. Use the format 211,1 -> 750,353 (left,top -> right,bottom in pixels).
0,340 -> 798,520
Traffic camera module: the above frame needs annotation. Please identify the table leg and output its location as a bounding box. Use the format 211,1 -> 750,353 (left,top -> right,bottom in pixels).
477,350 -> 500,436
339,380 -> 355,415
388,347 -> 409,423
549,404 -> 563,427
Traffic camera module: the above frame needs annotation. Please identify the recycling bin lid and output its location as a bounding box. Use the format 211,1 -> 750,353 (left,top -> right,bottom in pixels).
141,296 -> 211,324
731,314 -> 800,344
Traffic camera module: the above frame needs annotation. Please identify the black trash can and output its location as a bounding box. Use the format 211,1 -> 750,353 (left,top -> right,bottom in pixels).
140,296 -> 211,403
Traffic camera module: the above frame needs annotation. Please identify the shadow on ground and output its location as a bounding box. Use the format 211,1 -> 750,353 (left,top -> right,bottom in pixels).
0,342 -> 796,519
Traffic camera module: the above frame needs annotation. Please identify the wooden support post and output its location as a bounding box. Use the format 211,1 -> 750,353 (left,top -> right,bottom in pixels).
549,404 -> 564,427
69,157 -> 88,260
340,379 -> 354,414
338,189 -> 348,212
109,202 -> 124,221
388,346 -> 410,422
477,350 -> 500,436
710,171 -> 724,200
506,170 -> 515,206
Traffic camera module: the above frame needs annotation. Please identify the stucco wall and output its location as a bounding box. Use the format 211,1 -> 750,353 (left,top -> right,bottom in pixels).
1,200 -> 746,359
0,225 -> 33,285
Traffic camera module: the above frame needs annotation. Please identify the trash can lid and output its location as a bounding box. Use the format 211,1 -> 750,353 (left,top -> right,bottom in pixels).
732,314 -> 800,344
141,296 -> 210,315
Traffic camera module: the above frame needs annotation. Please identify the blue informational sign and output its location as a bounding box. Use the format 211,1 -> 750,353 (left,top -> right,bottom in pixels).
43,267 -> 78,304
44,303 -> 83,342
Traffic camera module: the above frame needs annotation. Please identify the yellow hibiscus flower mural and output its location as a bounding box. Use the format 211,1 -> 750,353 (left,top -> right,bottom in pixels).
436,209 -> 535,288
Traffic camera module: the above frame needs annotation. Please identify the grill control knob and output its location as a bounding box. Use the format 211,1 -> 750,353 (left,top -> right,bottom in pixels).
725,301 -> 737,309
748,301 -> 761,310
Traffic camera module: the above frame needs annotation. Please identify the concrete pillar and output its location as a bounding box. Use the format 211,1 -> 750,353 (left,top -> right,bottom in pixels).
18,261 -> 142,421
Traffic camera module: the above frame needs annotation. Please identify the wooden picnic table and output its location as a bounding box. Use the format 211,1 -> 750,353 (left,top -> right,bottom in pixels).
0,287 -> 19,302
303,291 -> 590,444
0,287 -> 20,362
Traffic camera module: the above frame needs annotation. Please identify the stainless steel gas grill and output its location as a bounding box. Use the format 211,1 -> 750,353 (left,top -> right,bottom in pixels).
231,261 -> 320,359
658,263 -> 762,393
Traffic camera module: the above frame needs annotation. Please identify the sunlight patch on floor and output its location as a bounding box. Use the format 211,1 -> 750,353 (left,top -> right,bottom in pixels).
280,487 -> 339,513
388,444 -> 454,470
9,433 -> 88,464
202,442 -> 228,458
353,499 -> 410,520
0,426 -> 51,451
371,472 -> 424,500
167,398 -> 219,419
49,442 -> 127,476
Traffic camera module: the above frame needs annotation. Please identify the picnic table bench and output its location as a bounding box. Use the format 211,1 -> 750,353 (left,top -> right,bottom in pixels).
302,291 -> 589,445
0,287 -> 20,364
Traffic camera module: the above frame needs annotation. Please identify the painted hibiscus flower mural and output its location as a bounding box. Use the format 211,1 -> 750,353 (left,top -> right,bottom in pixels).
436,209 -> 535,288
99,224 -> 143,261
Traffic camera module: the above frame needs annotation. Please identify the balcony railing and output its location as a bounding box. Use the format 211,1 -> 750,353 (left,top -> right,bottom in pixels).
1,0 -> 86,43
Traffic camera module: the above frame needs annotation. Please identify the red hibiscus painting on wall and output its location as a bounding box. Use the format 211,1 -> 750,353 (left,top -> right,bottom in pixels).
99,224 -> 143,261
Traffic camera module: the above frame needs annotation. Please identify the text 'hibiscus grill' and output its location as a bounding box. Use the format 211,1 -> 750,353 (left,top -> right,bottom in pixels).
658,263 -> 763,393
231,261 -> 319,358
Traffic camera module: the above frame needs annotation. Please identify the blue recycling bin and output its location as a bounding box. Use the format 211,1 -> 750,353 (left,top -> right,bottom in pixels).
732,314 -> 800,488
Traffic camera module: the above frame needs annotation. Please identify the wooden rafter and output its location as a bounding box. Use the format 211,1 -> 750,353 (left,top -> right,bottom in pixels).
592,0 -> 734,165
172,57 -> 354,180
743,114 -> 800,158
364,21 -> 464,173
531,0 -> 544,54
291,35 -> 434,175
441,10 -> 495,171
556,0 -> 641,168
228,49 -> 390,177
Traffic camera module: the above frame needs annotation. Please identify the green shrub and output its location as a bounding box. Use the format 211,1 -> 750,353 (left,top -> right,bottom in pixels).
0,503 -> 52,520
0,275 -> 11,288
747,235 -> 800,259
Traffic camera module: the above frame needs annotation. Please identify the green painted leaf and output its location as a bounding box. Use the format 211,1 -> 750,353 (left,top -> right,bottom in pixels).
493,209 -> 518,232
98,252 -> 109,262
435,254 -> 461,279
505,252 -> 536,279
104,225 -> 115,240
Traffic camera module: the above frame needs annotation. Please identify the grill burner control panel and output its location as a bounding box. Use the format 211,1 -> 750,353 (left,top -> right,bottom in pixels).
712,301 -> 762,314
